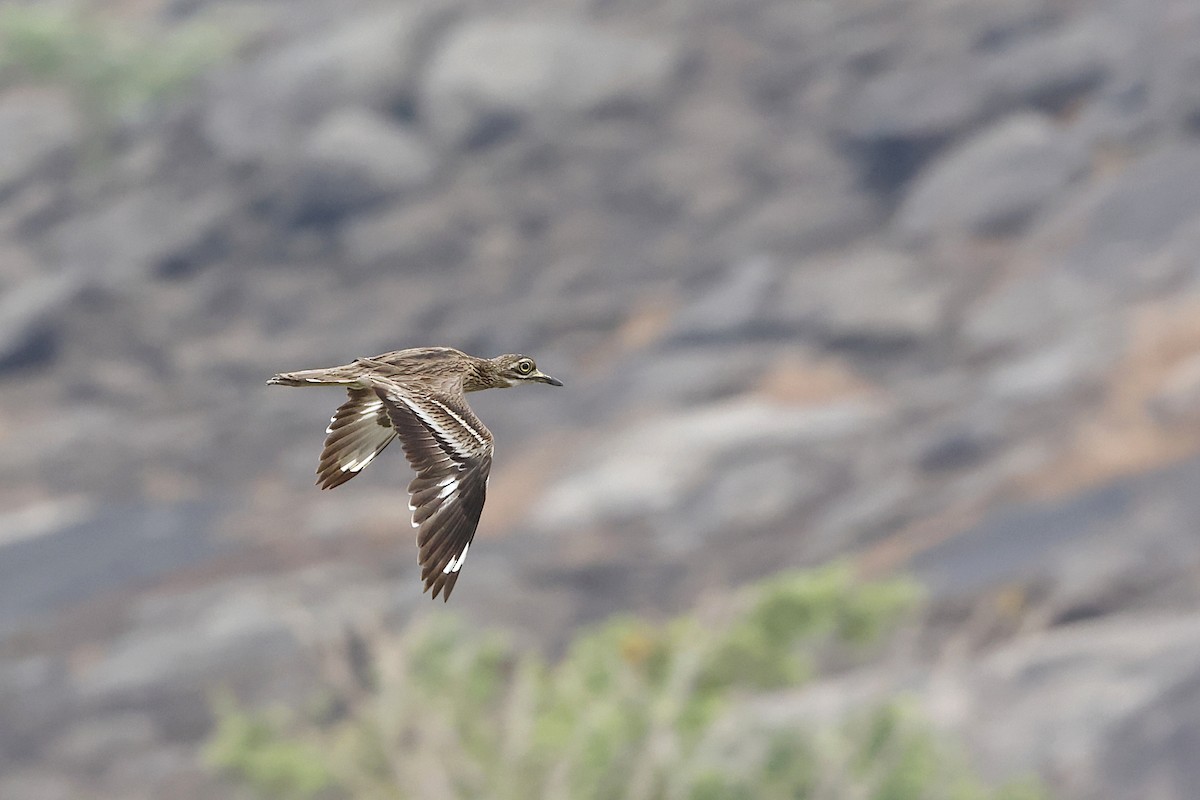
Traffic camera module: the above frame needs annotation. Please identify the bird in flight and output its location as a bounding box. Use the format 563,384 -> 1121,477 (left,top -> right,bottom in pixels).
268,347 -> 562,600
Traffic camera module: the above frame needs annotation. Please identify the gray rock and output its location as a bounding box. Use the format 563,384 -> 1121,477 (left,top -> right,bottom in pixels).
837,62 -> 991,146
962,270 -> 1112,357
961,616 -> 1200,798
306,109 -> 436,191
532,397 -> 882,531
306,5 -> 455,113
667,257 -> 781,343
912,452 -> 1200,621
422,20 -> 679,146
0,90 -> 77,196
916,426 -> 995,473
1149,353 -> 1200,425
958,0 -> 1056,47
271,108 -> 437,223
755,613 -> 1200,800
204,6 -> 450,163
732,175 -> 881,256
803,468 -> 918,558
0,273 -> 82,372
780,247 -> 952,345
99,744 -> 207,799
963,268 -> 1121,407
0,771 -> 77,800
47,713 -> 157,771
896,114 -> 1086,240
45,184 -> 231,285
613,343 -> 780,412
0,498 -> 235,637
1053,147 -> 1200,293
665,452 -> 826,555
985,337 -> 1108,405
343,199 -> 467,269
1166,16 -> 1200,136
982,17 -> 1121,111
74,584 -> 299,701
1101,669 -> 1200,800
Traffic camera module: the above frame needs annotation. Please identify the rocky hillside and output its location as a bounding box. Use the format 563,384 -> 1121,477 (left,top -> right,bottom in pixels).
2,0 -> 1200,797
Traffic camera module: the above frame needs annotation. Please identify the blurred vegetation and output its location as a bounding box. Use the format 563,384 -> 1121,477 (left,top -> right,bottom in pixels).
0,3 -> 229,158
207,565 -> 1047,800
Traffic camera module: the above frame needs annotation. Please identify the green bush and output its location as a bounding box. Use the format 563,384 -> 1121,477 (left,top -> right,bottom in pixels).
0,5 -> 228,157
206,694 -> 336,800
207,565 -> 1047,800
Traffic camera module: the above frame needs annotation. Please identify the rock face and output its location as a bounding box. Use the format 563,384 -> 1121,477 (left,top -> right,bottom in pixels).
1056,147 -> 1200,291
896,113 -> 1085,239
2,0 -> 1200,798
423,20 -> 680,145
0,90 -> 77,196
278,108 -> 437,223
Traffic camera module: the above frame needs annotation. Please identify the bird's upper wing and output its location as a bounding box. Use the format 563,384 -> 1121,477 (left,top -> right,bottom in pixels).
317,388 -> 397,490
372,380 -> 493,601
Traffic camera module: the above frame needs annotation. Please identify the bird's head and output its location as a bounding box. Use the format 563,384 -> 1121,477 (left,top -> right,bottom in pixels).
489,354 -> 563,388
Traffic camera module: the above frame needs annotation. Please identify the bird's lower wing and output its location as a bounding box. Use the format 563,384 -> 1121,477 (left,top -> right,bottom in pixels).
372,383 -> 493,601
316,389 -> 397,489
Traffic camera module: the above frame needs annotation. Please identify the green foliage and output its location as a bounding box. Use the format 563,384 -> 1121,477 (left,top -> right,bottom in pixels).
208,565 -> 1048,800
0,4 -> 228,157
205,694 -> 335,800
697,565 -> 920,697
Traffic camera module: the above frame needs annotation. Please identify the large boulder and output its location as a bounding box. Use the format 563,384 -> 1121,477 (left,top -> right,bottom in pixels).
1054,147 -> 1200,293
0,272 -> 82,372
896,113 -> 1086,240
268,108 -> 438,224
780,247 -> 953,346
204,6 -> 450,163
421,19 -> 679,147
44,184 -> 232,284
982,17 -> 1120,111
0,90 -> 76,197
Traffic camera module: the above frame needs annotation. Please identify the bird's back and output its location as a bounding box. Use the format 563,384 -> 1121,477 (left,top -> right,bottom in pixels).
357,347 -> 476,393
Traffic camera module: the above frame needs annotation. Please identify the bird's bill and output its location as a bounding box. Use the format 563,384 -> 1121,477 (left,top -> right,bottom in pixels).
533,371 -> 563,386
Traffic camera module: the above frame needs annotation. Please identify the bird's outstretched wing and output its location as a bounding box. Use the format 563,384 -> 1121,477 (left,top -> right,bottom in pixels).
317,388 -> 397,489
372,381 -> 494,601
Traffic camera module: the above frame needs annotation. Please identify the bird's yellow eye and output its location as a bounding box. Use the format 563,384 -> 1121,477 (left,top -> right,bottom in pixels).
517,359 -> 534,374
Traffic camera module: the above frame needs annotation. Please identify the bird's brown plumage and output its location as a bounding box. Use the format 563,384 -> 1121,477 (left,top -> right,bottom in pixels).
268,347 -> 561,600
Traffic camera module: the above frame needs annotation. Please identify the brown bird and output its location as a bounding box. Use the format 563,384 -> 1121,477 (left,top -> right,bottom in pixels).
268,347 -> 563,600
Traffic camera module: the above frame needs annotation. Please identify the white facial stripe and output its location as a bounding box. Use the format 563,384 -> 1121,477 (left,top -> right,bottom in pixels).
442,541 -> 470,574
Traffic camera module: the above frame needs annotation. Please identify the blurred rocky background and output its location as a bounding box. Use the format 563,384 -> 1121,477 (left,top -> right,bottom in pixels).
2,0 -> 1200,797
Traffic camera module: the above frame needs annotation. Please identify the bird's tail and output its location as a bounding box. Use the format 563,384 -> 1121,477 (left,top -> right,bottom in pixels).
266,367 -> 360,387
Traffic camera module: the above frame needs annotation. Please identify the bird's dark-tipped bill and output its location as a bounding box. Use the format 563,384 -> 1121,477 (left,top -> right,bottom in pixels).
535,373 -> 563,386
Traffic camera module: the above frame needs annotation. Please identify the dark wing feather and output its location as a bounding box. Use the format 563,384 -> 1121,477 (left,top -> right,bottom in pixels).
372,382 -> 493,601
316,389 -> 397,489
